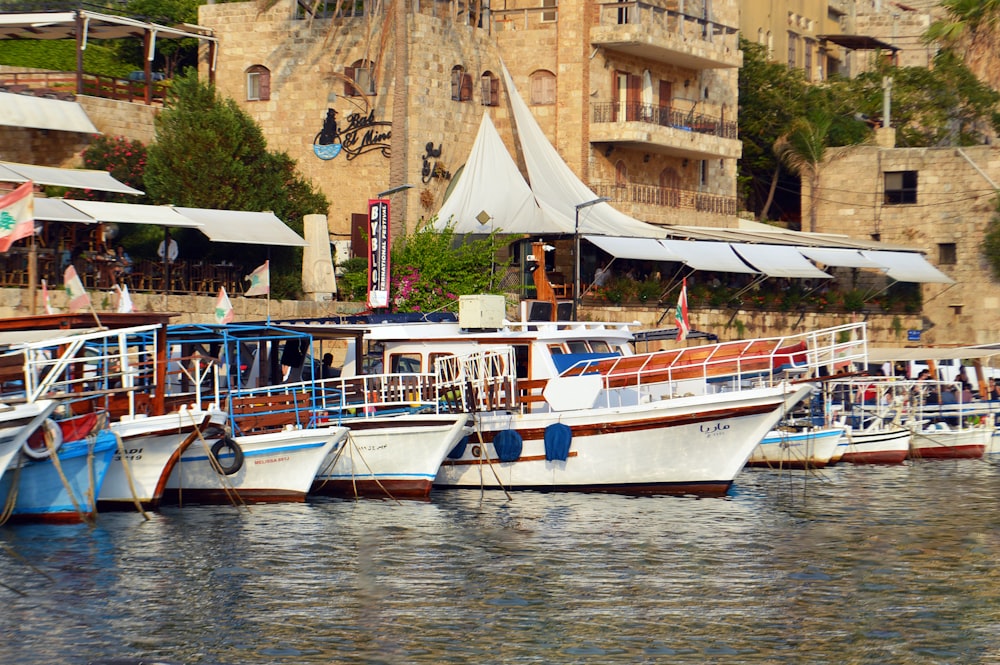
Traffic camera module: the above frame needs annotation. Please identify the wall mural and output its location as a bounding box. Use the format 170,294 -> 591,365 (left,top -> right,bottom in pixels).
313,109 -> 392,161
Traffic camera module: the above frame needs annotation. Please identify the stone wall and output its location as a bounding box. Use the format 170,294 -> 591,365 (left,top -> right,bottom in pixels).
815,144 -> 998,345
77,96 -> 159,145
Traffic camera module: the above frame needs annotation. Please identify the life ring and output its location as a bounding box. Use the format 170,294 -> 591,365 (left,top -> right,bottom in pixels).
210,436 -> 244,475
23,418 -> 63,460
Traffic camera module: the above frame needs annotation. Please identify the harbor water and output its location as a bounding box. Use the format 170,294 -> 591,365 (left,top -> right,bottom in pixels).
3,460 -> 1000,664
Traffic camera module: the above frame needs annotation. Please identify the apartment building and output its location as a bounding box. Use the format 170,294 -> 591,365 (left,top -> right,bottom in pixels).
198,0 -> 744,243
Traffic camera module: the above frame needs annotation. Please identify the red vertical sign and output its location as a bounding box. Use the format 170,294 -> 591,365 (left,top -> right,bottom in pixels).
367,199 -> 390,308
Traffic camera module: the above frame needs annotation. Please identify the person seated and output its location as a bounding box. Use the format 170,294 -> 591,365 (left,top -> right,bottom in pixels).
115,245 -> 132,276
593,263 -> 612,288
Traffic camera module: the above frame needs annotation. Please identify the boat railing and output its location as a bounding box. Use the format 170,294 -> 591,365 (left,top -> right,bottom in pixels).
435,347 -> 519,413
558,322 -> 868,395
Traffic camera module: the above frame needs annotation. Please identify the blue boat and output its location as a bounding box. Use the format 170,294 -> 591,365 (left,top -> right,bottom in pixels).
0,429 -> 118,523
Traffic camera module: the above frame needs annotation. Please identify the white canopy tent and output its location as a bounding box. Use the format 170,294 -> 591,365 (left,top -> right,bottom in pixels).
585,235 -> 684,263
659,239 -> 759,274
797,247 -> 883,269
175,207 -> 308,247
0,161 -> 143,195
860,250 -> 954,284
730,243 -> 832,279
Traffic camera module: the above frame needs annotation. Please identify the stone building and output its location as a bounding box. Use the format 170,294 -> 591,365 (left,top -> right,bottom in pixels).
197,0 -> 743,247
813,129 -> 997,345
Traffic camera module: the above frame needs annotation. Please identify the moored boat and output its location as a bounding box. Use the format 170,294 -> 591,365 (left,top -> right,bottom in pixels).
747,425 -> 846,470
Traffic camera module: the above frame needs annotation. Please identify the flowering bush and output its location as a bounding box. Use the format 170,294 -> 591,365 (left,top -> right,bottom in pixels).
78,135 -> 148,202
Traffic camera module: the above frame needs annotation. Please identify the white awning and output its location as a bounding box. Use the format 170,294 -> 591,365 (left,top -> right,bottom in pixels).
61,200 -> 204,228
731,243 -> 832,279
798,247 -> 883,268
174,207 -> 307,247
867,346 -> 1000,362
34,198 -> 97,224
860,250 -> 955,284
0,161 -> 143,195
0,91 -> 98,134
660,239 -> 758,274
584,235 -> 684,262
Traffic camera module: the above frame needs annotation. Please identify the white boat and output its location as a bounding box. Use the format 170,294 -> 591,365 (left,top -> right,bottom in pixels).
908,422 -> 990,460
747,426 -> 846,469
839,425 -> 912,464
163,425 -> 349,504
284,303 -> 869,496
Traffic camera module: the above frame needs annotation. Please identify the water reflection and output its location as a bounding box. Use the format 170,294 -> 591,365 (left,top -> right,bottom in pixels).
0,461 -> 999,663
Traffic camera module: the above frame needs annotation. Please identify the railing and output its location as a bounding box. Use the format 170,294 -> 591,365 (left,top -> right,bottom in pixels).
0,71 -> 167,105
591,182 -> 738,216
491,6 -> 558,30
294,0 -> 368,19
594,1 -> 739,51
592,101 -> 737,139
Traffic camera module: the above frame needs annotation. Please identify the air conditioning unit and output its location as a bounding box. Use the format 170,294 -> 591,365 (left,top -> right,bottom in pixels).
459,294 -> 506,329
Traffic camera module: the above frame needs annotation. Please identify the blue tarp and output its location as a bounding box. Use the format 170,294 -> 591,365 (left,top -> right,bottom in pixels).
544,423 -> 572,461
552,352 -> 620,375
493,429 -> 522,462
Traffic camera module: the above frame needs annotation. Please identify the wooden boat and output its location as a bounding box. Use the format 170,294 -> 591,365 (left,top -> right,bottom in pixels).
747,425 -> 846,470
279,307 -> 869,496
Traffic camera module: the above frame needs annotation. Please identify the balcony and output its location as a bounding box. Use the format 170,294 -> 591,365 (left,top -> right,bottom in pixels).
591,2 -> 740,69
591,102 -> 741,160
592,182 -> 738,219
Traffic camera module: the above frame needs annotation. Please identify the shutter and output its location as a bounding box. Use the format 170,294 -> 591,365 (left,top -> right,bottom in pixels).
489,75 -> 499,106
345,65 -> 356,97
259,69 -> 270,101
451,69 -> 461,100
460,73 -> 473,101
542,73 -> 555,104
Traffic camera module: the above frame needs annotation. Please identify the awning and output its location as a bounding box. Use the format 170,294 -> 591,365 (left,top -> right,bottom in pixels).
174,207 -> 307,247
0,161 -> 143,195
0,91 -> 98,134
59,200 -> 204,228
798,247 -> 883,269
34,198 -> 97,224
0,11 -> 215,42
584,235 -> 683,262
660,239 -> 758,274
867,346 -> 1000,362
860,250 -> 955,284
731,243 -> 832,279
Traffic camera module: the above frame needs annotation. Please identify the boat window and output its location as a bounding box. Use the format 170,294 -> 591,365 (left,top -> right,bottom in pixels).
567,341 -> 590,353
429,352 -> 453,373
514,344 -> 530,379
591,341 -> 611,353
390,353 -> 421,373
548,344 -> 565,355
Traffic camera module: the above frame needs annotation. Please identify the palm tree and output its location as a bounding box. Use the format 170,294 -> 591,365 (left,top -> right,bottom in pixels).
773,111 -> 832,233
926,0 -> 1000,90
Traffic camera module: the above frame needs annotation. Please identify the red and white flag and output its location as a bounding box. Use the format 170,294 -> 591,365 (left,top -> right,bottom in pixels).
214,287 -> 234,324
41,278 -> 54,314
244,260 -> 270,297
64,265 -> 90,313
0,181 -> 35,253
675,278 -> 691,342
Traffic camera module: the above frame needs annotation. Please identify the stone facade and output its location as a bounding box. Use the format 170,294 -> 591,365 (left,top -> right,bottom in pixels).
813,143 -> 998,345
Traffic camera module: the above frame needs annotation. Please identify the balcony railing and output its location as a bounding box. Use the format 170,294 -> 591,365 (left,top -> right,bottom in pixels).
0,71 -> 166,105
595,1 -> 739,51
592,182 -> 738,216
592,102 -> 737,140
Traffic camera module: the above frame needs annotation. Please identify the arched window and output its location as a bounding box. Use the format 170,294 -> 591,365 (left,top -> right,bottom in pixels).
246,65 -> 270,102
345,59 -> 376,97
452,65 -> 472,102
529,70 -> 556,105
481,71 -> 499,106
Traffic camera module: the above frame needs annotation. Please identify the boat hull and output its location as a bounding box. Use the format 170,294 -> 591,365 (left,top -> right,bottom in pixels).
312,414 -> 471,499
746,426 -> 845,470
839,427 -> 911,464
908,425 -> 989,460
99,409 -> 227,511
163,426 -> 348,504
434,385 -> 811,496
0,431 -> 117,523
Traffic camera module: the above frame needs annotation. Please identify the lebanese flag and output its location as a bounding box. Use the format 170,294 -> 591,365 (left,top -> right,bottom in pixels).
64,265 -> 90,313
675,278 -> 691,342
0,181 -> 35,253
214,287 -> 234,324
244,260 -> 269,297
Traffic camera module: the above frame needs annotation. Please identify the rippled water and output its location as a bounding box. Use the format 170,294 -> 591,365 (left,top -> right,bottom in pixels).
3,460 -> 1000,664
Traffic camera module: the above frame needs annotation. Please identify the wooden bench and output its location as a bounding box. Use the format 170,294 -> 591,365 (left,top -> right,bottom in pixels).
230,391 -> 312,434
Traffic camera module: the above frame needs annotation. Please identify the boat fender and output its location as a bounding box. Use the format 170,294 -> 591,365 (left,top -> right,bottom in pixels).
23,418 -> 63,460
447,435 -> 469,460
544,423 -> 572,462
493,429 -> 522,463
210,436 -> 245,475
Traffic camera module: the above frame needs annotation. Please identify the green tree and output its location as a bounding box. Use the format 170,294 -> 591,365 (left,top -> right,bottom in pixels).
339,219 -> 507,312
145,70 -> 330,297
116,0 -> 201,76
774,110 -> 833,234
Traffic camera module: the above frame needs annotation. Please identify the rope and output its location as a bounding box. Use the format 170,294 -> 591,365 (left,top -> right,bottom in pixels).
473,416 -> 513,502
45,431 -> 90,524
186,412 -> 249,512
343,432 -> 400,504
0,462 -> 23,525
111,430 -> 150,520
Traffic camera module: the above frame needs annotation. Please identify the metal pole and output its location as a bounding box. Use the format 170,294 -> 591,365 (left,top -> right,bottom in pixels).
573,196 -> 610,320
